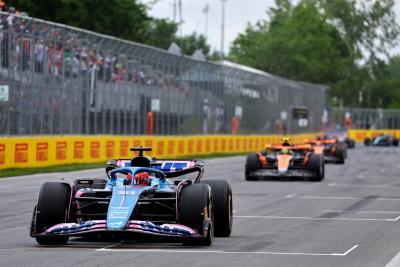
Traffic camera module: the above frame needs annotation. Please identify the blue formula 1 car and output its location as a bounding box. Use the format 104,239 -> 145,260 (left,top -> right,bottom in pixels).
364,134 -> 399,147
30,147 -> 232,246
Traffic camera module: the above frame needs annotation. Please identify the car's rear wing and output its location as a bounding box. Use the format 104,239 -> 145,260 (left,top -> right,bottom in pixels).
107,159 -> 203,172
265,144 -> 312,151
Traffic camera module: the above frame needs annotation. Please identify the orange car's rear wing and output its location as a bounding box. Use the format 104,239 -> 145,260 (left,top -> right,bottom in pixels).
264,144 -> 312,151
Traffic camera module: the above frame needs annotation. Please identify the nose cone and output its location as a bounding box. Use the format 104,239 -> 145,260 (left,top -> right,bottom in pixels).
278,168 -> 288,174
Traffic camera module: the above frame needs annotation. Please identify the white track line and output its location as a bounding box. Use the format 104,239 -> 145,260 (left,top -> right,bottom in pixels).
285,195 -> 400,201
0,227 -> 28,230
286,195 -> 361,200
328,183 -> 396,189
234,215 -> 396,222
323,210 -> 400,214
98,243 -> 121,250
336,245 -> 359,256
393,215 -> 400,221
97,244 -> 359,257
386,250 -> 400,267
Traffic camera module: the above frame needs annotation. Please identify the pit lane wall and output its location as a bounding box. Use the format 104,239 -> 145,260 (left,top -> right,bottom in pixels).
0,134 -> 316,170
348,129 -> 400,142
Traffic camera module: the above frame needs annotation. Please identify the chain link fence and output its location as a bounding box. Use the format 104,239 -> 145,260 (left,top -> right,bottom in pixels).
330,108 -> 400,129
0,12 -> 327,136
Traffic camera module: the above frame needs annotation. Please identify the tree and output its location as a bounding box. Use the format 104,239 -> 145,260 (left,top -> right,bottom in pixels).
230,1 -> 350,85
229,0 -> 400,108
175,33 -> 211,57
316,0 -> 399,62
146,19 -> 178,50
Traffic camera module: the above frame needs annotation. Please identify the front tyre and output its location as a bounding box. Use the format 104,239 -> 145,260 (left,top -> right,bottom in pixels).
200,180 -> 233,237
180,184 -> 213,246
33,182 -> 71,245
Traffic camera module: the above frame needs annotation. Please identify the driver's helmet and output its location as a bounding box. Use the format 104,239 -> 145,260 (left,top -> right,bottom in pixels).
132,172 -> 151,186
282,136 -> 291,146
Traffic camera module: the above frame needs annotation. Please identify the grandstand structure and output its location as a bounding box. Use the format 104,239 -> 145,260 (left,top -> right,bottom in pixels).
0,11 -> 327,136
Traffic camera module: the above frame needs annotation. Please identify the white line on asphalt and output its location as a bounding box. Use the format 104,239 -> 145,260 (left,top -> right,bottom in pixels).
323,210 -> 400,215
234,215 -> 396,222
333,245 -> 359,256
286,195 -> 361,200
286,195 -> 400,201
393,215 -> 400,221
386,250 -> 400,267
99,243 -> 121,250
328,183 -> 395,189
97,245 -> 359,257
357,174 -> 365,178
1,198 -> 35,203
0,228 -> 28,230
285,194 -> 297,198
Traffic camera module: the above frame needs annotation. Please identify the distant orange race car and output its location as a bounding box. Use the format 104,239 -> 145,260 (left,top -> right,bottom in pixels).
304,138 -> 347,164
245,143 -> 324,182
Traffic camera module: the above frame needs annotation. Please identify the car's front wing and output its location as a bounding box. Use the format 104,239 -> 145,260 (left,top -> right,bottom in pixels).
35,220 -> 202,239
323,155 -> 341,163
249,169 -> 313,178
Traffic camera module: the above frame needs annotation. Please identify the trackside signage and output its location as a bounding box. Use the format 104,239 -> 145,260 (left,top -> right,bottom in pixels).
0,134 -> 318,170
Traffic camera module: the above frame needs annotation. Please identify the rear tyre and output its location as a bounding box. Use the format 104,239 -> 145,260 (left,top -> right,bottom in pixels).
335,146 -> 346,164
245,153 -> 261,181
393,138 -> 399,147
308,154 -> 324,182
346,139 -> 355,149
200,180 -> 232,237
74,178 -> 107,190
180,184 -> 213,246
364,138 -> 372,146
34,182 -> 71,245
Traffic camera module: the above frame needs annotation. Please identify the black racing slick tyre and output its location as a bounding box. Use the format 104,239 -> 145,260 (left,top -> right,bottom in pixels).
393,138 -> 399,147
34,182 -> 71,245
74,178 -> 107,190
346,139 -> 355,149
245,153 -> 261,181
308,154 -> 324,182
200,180 -> 233,237
335,146 -> 346,164
180,184 -> 213,246
364,138 -> 372,146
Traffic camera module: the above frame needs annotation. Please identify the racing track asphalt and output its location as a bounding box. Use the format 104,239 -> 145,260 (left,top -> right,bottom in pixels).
1,146 -> 400,267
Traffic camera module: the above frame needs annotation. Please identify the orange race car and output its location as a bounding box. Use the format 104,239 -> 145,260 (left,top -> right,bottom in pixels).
245,141 -> 325,182
305,137 -> 347,164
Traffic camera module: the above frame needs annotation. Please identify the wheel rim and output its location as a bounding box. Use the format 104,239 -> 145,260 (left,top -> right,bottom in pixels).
228,191 -> 233,231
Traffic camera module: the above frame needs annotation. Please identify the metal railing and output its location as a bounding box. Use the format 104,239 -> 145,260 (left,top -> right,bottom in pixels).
330,108 -> 400,129
0,12 -> 328,136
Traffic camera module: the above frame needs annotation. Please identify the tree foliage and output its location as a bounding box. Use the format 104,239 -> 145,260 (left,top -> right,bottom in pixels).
175,33 -> 211,57
229,0 -> 400,108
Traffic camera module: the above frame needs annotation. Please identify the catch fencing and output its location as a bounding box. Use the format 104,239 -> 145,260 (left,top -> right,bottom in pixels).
330,108 -> 400,129
0,12 -> 327,136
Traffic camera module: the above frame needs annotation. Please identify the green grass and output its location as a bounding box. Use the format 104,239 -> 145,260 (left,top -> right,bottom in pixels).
0,152 -> 248,178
